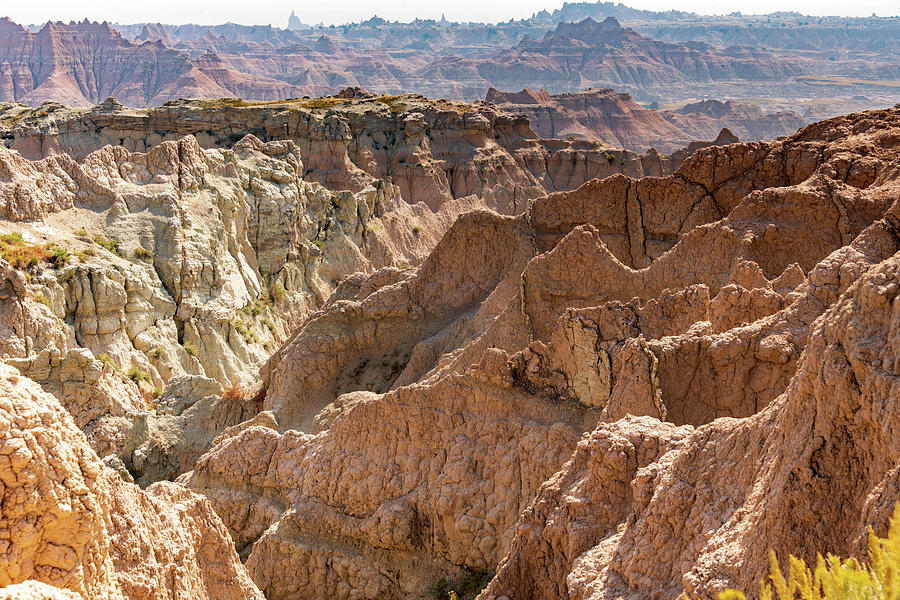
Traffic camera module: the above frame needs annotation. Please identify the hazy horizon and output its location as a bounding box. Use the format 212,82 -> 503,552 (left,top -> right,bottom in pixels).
3,0 -> 898,30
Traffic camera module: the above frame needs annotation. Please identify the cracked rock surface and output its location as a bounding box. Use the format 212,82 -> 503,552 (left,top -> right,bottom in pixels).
0,363 -> 263,600
182,108 -> 900,599
3,103 -> 900,600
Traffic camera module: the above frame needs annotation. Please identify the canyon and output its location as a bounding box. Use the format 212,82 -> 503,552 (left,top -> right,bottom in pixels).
0,2 -> 898,598
485,87 -> 807,152
1,6 -> 898,117
0,85 -> 897,599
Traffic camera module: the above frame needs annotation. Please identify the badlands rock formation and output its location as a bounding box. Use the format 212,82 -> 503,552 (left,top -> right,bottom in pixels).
483,217 -> 900,600
0,134 -> 416,389
0,18 -> 302,107
2,89 -> 900,600
0,95 -> 692,395
3,11 -> 899,116
663,99 -> 809,146
178,107 -> 900,599
0,363 -> 263,599
0,16 -> 807,108
0,129 -> 441,473
486,87 -> 807,153
0,94 -> 700,480
476,17 -> 800,93
0,95 -> 688,208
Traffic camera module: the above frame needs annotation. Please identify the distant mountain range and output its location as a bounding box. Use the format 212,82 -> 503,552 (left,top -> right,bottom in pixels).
485,86 -> 807,152
1,1 -> 898,116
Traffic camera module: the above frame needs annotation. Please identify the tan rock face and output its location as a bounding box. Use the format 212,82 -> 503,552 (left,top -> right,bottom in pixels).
187,375 -> 595,598
178,108 -> 900,599
0,93 -> 687,490
0,129 -> 456,479
0,133 -> 430,392
0,96 -> 696,213
483,236 -> 900,600
0,363 -> 262,600
3,95 -> 900,600
487,87 -> 807,153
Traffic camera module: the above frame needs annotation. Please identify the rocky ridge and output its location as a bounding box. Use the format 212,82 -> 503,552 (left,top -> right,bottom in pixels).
0,18 -> 302,107
2,12 -> 899,118
179,107 -> 900,599
0,94 -> 691,212
0,93 -> 706,483
0,16 -> 799,106
0,130 -> 442,480
1,98 -> 899,600
486,87 -> 807,152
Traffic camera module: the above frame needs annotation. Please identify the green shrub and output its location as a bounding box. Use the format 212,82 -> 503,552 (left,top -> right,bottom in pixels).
97,353 -> 122,372
272,282 -> 286,303
0,232 -> 48,270
0,232 -> 25,245
33,293 -> 50,307
45,244 -> 69,268
134,246 -> 153,260
233,318 -> 259,344
75,248 -> 96,262
183,342 -> 199,358
127,365 -> 151,383
427,570 -> 492,600
720,504 -> 900,600
91,234 -> 121,256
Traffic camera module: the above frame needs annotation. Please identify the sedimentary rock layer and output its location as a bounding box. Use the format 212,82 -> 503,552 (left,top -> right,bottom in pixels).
0,95 -> 690,212
180,108 -> 900,599
487,87 -> 807,153
0,363 -> 263,600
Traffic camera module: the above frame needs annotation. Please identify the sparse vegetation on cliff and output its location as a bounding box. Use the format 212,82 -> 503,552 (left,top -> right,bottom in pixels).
127,366 -> 151,384
0,232 -> 70,270
91,234 -> 121,256
720,505 -> 900,600
427,570 -> 492,600
97,353 -> 121,372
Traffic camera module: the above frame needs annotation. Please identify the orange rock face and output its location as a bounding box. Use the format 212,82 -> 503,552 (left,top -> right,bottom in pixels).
2,94 -> 900,600
178,107 -> 900,599
0,364 -> 263,600
487,87 -> 807,152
